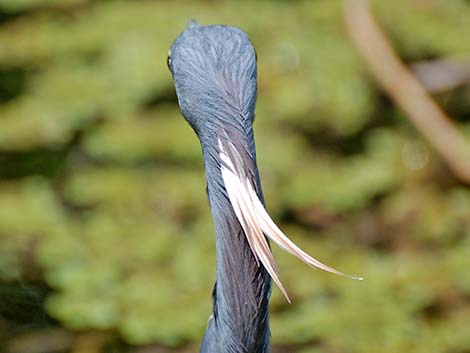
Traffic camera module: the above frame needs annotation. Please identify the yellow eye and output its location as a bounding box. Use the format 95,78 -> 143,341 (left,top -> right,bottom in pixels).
166,48 -> 173,72
167,55 -> 172,71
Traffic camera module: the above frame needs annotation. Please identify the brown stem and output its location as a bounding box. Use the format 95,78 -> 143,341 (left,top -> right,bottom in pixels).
343,0 -> 470,184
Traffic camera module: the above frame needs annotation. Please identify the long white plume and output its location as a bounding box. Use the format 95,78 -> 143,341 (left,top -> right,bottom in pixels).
218,138 -> 362,302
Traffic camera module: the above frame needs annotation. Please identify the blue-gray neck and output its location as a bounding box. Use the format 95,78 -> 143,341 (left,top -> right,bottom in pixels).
199,137 -> 271,353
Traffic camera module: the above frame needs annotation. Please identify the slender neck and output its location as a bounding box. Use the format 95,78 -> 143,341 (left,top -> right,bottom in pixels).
200,143 -> 271,353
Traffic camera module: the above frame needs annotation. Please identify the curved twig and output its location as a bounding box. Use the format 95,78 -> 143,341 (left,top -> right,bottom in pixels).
343,0 -> 470,184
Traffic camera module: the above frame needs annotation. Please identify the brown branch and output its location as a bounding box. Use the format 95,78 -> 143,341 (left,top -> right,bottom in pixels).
343,0 -> 470,184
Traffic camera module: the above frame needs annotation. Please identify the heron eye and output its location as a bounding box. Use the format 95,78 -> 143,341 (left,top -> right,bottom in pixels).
167,55 -> 172,72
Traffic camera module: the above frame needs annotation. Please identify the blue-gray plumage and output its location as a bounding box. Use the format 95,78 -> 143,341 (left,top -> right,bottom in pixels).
169,21 -> 270,353
168,20 -> 361,353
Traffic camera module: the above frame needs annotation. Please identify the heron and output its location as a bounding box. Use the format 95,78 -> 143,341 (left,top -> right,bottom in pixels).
168,21 -> 361,353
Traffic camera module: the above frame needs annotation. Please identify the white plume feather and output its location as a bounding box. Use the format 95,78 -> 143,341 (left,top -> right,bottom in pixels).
218,138 -> 362,302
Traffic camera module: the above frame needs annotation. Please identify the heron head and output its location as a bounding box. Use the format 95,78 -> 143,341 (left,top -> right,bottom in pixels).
168,21 -> 257,137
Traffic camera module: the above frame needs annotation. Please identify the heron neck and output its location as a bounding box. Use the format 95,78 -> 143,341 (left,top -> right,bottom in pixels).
200,150 -> 271,353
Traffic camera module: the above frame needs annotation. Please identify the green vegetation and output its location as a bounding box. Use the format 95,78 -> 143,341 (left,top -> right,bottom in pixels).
0,0 -> 469,352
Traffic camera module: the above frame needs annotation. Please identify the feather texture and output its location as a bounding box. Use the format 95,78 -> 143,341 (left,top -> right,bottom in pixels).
219,137 -> 362,302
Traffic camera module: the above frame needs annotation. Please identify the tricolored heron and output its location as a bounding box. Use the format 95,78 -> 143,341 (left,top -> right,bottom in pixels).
168,21 -> 360,353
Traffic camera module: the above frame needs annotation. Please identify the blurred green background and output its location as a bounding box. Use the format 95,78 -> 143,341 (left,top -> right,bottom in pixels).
0,0 -> 469,352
